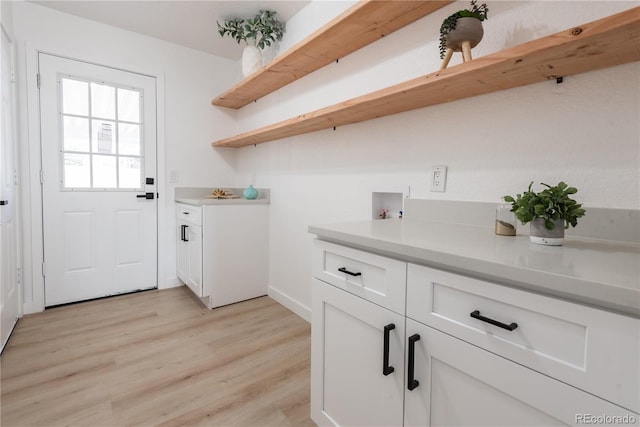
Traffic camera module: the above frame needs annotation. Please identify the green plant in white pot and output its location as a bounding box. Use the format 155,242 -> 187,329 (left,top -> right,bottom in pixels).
217,10 -> 285,77
504,182 -> 586,246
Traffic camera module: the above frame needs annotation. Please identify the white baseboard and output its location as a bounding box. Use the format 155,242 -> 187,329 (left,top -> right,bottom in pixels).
161,277 -> 183,289
268,285 -> 311,323
23,301 -> 44,315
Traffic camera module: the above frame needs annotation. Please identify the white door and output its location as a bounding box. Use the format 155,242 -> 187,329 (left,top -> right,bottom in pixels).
39,53 -> 157,306
1,26 -> 20,349
311,279 -> 405,427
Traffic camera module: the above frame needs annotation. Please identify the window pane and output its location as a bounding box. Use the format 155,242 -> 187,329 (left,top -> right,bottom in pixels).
119,157 -> 141,189
63,116 -> 90,152
118,88 -> 140,123
118,123 -> 140,155
62,79 -> 89,116
92,120 -> 115,154
63,153 -> 90,188
92,155 -> 117,188
91,82 -> 116,120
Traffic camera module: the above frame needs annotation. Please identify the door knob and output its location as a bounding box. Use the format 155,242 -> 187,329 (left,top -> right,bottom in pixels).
0,200 -> 7,205
136,192 -> 155,199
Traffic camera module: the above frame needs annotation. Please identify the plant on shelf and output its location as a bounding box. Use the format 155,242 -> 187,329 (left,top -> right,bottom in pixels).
439,0 -> 489,68
504,182 -> 586,246
217,10 -> 286,77
217,10 -> 286,49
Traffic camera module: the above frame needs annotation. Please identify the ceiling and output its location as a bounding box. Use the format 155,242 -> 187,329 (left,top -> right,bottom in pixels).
31,1 -> 311,60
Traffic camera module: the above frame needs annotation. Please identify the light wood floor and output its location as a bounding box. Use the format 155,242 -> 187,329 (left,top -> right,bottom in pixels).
1,287 -> 314,427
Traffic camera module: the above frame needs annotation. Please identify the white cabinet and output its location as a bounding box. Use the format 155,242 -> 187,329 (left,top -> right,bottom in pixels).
311,279 -> 404,427
311,239 -> 640,427
177,204 -> 203,297
403,319 -> 631,427
407,264 -> 640,414
176,202 -> 269,308
311,240 -> 407,426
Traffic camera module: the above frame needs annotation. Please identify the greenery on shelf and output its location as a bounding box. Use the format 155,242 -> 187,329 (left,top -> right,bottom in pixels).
439,0 -> 489,59
217,10 -> 286,49
504,182 -> 586,230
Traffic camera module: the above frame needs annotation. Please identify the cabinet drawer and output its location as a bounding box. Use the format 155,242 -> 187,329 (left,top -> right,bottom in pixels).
176,203 -> 202,225
312,240 -> 406,314
407,264 -> 640,413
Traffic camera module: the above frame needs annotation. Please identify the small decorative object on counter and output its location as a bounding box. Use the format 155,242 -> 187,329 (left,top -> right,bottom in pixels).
379,208 -> 389,219
439,0 -> 489,70
495,204 -> 516,236
243,184 -> 259,200
206,188 -> 240,199
504,181 -> 586,246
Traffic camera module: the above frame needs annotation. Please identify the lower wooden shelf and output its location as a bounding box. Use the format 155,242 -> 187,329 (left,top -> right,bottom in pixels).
212,7 -> 640,149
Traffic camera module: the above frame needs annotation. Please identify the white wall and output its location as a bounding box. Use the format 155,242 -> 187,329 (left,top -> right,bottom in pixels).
232,1 -> 640,320
12,1 -> 238,312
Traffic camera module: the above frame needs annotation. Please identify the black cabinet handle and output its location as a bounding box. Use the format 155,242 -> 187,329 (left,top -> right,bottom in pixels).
338,267 -> 361,277
181,225 -> 189,242
182,211 -> 190,215
0,200 -> 7,205
382,323 -> 395,376
408,334 -> 420,391
470,310 -> 518,331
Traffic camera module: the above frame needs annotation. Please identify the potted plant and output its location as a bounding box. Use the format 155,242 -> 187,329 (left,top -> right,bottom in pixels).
504,182 -> 586,246
217,10 -> 286,77
439,0 -> 489,68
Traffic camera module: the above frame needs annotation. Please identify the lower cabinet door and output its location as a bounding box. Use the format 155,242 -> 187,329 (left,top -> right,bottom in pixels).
176,221 -> 189,283
311,278 -> 405,427
186,224 -> 202,296
404,319 -> 635,427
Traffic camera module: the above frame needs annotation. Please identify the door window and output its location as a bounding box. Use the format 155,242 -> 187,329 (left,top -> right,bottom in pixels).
59,76 -> 143,190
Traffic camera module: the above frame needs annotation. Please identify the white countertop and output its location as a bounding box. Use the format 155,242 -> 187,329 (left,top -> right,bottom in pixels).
175,187 -> 270,206
176,197 -> 270,206
309,219 -> 640,317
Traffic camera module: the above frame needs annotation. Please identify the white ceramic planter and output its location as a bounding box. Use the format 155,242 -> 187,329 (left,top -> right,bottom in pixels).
242,45 -> 262,77
445,17 -> 484,52
529,218 -> 565,246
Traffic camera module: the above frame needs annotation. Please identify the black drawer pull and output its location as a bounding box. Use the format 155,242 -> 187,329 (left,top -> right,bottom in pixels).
382,323 -> 395,376
338,267 -> 361,277
470,310 -> 518,331
408,334 -> 420,391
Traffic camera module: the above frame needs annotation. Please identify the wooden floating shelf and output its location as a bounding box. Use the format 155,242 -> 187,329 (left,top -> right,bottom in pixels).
212,7 -> 640,149
211,0 -> 453,109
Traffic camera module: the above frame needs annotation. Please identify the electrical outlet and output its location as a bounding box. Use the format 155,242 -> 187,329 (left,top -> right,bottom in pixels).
430,165 -> 447,192
169,170 -> 179,183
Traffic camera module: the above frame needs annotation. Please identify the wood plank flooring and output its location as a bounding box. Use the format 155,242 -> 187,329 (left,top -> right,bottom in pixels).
0,287 -> 314,426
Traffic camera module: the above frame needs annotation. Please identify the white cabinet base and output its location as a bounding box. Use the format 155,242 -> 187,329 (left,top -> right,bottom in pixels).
311,279 -> 405,427
404,319 -> 633,427
176,203 -> 269,308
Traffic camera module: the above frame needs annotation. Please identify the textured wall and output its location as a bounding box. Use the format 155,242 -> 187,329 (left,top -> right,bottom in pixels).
231,1 -> 640,319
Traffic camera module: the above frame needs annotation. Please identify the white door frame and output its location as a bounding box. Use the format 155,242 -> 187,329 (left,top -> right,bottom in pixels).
23,42 -> 167,313
1,22 -> 22,346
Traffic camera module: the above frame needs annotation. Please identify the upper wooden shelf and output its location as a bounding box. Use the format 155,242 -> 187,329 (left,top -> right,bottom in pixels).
211,0 -> 453,109
212,6 -> 640,148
